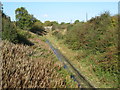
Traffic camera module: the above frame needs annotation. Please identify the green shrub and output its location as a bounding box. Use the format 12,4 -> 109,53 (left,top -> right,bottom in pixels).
18,29 -> 31,39
30,21 -> 46,35
2,13 -> 19,44
2,13 -> 33,45
62,12 -> 119,81
52,31 -> 64,40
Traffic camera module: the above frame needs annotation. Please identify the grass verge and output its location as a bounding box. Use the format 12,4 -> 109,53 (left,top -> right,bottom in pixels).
45,31 -> 119,88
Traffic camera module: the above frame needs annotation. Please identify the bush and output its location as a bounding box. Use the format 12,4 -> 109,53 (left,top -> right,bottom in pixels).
63,12 -> 118,75
2,13 -> 33,45
30,21 -> 46,35
52,31 -> 64,40
18,29 -> 31,39
2,13 -> 19,44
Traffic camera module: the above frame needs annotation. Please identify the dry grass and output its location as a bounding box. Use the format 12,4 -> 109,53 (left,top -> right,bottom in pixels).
1,40 -> 67,88
1,31 -> 78,88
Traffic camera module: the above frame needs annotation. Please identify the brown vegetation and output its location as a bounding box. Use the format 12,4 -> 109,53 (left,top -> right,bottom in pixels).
2,40 -> 73,88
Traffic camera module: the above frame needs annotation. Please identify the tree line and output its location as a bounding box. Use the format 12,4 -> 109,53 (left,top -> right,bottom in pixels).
1,6 -> 78,44
1,7 -> 47,44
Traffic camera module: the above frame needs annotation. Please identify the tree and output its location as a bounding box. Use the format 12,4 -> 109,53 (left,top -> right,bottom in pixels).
51,21 -> 58,25
74,20 -> 80,24
15,7 -> 36,30
61,22 -> 65,25
44,21 -> 52,26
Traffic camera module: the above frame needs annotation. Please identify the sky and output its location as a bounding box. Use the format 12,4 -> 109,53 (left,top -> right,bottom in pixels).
2,2 -> 118,23
1,0 -> 120,2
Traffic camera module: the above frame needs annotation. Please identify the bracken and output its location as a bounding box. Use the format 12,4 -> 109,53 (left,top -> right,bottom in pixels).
1,41 -> 69,88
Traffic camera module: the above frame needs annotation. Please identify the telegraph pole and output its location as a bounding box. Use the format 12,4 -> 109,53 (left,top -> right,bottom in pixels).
70,20 -> 72,24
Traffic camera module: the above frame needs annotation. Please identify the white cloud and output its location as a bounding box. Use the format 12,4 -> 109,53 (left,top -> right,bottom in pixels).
43,14 -> 48,17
